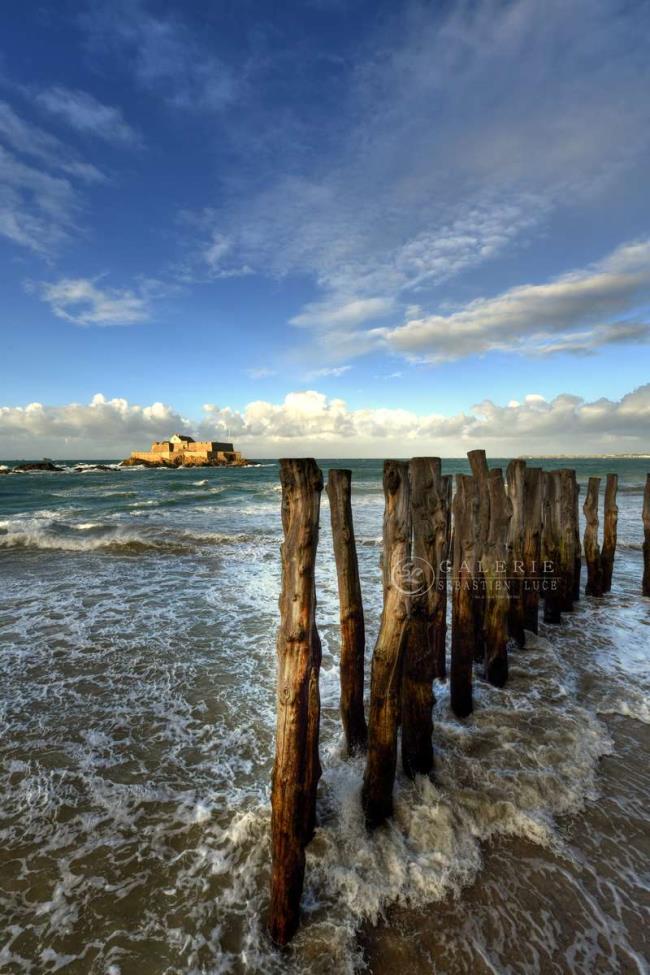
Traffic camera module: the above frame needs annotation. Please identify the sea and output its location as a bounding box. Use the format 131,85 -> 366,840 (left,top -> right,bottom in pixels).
0,457 -> 648,975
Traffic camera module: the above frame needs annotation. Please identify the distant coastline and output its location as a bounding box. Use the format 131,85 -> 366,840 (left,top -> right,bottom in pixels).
518,453 -> 650,460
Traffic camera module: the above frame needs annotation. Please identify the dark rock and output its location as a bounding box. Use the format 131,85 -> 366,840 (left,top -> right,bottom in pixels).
12,461 -> 64,472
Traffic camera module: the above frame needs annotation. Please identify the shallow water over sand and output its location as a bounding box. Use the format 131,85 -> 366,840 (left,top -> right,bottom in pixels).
1,458 -> 648,973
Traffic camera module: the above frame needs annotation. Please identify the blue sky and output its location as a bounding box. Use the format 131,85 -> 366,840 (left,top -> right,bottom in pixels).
1,0 -> 649,456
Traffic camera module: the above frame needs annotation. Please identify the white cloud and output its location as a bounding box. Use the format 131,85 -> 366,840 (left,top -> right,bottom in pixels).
0,101 -> 104,181
3,385 -> 648,458
291,297 -> 394,329
81,4 -> 237,112
34,87 -> 138,145
32,277 -> 151,326
305,365 -> 352,379
179,0 -> 650,332
246,367 -> 276,379
383,239 -> 650,361
0,100 -> 106,255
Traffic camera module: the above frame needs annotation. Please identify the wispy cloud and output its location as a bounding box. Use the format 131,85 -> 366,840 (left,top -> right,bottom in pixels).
3,385 -> 649,457
31,277 -> 152,326
246,367 -> 275,380
81,2 -> 238,112
383,239 -> 650,362
290,297 -> 394,329
0,100 -> 104,181
0,100 -> 107,255
34,87 -> 138,145
180,0 -> 650,336
305,365 -> 352,379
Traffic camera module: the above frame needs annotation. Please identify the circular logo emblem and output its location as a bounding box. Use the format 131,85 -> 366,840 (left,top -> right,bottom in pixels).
391,556 -> 435,596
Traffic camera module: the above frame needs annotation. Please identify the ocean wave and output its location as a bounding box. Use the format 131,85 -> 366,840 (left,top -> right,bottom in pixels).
0,528 -> 193,554
0,517 -> 269,554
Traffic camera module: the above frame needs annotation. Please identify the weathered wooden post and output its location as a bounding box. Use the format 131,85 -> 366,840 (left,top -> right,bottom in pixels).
558,469 -> 578,612
506,459 -> 526,647
542,471 -> 562,624
572,476 -> 582,602
269,459 -> 323,946
583,476 -> 603,597
467,450 -> 490,661
482,469 -> 512,688
522,467 -> 543,634
362,461 -> 411,828
601,473 -> 618,594
401,457 -> 446,778
436,473 -> 453,679
451,474 -> 479,717
641,474 -> 650,596
327,469 -> 368,755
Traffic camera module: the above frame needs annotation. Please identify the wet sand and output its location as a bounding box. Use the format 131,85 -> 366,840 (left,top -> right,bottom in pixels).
361,717 -> 649,974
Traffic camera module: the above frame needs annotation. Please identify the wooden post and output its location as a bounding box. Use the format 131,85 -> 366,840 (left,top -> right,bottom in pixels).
572,476 -> 582,602
641,474 -> 650,596
522,467 -> 543,634
401,457 -> 446,778
269,459 -> 323,946
482,469 -> 512,688
326,469 -> 368,755
583,476 -> 603,597
542,471 -> 562,624
362,461 -> 411,828
467,450 -> 490,661
436,474 -> 453,680
601,473 -> 618,594
558,469 -> 578,612
451,474 -> 479,717
506,459 -> 526,647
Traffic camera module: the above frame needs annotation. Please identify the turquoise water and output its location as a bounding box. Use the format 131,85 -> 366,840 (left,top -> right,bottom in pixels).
0,458 -> 648,973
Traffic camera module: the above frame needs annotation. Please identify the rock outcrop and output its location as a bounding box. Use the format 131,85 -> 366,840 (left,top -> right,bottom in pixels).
11,461 -> 65,472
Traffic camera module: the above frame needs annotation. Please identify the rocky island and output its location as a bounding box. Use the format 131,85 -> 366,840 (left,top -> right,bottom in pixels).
121,433 -> 249,467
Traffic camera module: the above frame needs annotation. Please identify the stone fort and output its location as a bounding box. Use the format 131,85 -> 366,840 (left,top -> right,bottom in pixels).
126,433 -> 245,466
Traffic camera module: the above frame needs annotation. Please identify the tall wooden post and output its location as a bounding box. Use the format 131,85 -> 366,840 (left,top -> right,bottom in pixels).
506,459 -> 526,647
451,474 -> 479,717
401,457 -> 446,778
542,471 -> 562,623
583,477 -> 603,597
436,474 -> 453,679
362,461 -> 411,828
482,469 -> 512,688
467,450 -> 490,661
522,467 -> 543,634
572,476 -> 582,602
558,469 -> 578,612
641,474 -> 650,596
327,469 -> 368,755
601,473 -> 618,594
269,459 -> 323,946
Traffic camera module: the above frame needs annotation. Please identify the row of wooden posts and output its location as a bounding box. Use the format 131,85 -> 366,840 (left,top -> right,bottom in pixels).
269,458 -> 650,945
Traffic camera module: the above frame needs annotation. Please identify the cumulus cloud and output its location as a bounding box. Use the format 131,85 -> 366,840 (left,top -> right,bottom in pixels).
32,277 -> 152,326
2,386 -> 648,458
34,87 -> 138,145
383,239 -> 650,361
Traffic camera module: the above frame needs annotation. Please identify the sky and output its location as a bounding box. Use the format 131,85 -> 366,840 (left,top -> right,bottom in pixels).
1,0 -> 649,458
